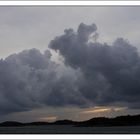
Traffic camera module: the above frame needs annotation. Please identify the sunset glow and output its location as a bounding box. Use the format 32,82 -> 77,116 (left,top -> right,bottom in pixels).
81,107 -> 126,114
39,116 -> 57,122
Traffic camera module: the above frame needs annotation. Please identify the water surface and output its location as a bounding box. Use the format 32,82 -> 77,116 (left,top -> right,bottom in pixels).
0,125 -> 140,134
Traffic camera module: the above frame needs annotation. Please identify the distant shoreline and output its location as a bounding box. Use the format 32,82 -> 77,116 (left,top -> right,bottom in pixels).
1,114 -> 140,127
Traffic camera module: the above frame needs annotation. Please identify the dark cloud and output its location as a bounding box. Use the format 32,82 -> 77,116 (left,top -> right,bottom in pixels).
77,23 -> 97,42
49,23 -> 140,109
0,48 -> 86,115
1,22 -> 140,116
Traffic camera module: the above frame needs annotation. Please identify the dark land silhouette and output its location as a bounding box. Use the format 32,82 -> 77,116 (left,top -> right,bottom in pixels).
1,114 -> 140,127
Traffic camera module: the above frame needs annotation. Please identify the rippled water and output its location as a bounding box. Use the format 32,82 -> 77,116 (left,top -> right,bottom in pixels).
0,125 -> 140,134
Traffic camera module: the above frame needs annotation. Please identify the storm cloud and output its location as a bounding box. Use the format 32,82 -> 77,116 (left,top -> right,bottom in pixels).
49,23 -> 140,109
0,48 -> 85,115
1,22 -> 140,115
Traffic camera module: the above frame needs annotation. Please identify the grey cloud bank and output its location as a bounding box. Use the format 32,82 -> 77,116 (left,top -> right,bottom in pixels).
1,23 -> 140,116
0,48 -> 84,115
49,23 -> 140,109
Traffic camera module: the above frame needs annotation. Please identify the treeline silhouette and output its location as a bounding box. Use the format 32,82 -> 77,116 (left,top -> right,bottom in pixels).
1,114 -> 140,127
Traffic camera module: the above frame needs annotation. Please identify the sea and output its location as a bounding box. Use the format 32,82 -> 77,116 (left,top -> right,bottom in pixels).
0,125 -> 140,134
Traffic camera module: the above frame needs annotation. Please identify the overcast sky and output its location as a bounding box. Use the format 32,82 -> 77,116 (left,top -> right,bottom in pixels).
0,6 -> 140,58
0,6 -> 140,122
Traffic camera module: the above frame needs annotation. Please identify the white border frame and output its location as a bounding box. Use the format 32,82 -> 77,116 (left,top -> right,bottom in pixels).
0,1 -> 140,5
0,1 -> 140,139
1,134 -> 140,139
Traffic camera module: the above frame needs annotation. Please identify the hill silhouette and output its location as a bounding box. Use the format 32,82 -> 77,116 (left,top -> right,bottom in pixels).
1,114 -> 140,127
52,119 -> 76,125
78,115 -> 140,127
0,121 -> 24,126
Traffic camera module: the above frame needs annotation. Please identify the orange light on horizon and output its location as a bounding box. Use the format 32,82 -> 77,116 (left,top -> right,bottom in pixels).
39,116 -> 57,122
81,108 -> 111,114
81,106 -> 126,114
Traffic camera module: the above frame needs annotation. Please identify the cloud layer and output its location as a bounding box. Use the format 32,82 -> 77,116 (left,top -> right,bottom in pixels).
0,48 -> 84,115
49,23 -> 140,109
1,22 -> 140,115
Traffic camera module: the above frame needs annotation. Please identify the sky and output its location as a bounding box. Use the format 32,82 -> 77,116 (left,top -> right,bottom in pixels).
0,6 -> 140,122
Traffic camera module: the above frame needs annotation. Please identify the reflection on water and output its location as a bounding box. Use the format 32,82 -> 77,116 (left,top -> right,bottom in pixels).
0,125 -> 140,134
